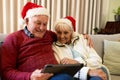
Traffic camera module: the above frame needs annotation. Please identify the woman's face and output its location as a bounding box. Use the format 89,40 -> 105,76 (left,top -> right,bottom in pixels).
26,15 -> 48,38
55,26 -> 72,44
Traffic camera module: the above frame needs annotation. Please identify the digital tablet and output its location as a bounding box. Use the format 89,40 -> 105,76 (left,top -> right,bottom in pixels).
41,64 -> 83,76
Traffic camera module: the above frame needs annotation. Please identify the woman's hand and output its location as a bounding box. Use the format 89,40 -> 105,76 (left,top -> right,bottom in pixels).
88,69 -> 107,80
60,58 -> 79,64
30,69 -> 53,80
83,34 -> 93,48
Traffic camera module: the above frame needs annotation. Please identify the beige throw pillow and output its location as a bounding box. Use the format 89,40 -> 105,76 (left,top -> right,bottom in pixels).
103,40 -> 120,75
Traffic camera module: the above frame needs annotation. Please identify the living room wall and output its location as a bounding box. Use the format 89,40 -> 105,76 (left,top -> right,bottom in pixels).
101,0 -> 120,28
108,0 -> 120,21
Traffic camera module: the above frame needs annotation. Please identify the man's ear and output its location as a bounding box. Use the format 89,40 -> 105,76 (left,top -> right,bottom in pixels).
25,18 -> 29,25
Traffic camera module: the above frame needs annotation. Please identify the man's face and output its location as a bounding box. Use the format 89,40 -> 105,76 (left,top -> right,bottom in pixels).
26,15 -> 48,38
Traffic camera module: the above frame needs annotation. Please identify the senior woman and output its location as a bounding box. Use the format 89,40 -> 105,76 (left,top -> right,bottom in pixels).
52,16 -> 110,80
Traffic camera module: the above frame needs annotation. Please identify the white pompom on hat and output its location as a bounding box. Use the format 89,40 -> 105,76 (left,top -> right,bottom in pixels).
19,2 -> 50,25
54,16 -> 76,31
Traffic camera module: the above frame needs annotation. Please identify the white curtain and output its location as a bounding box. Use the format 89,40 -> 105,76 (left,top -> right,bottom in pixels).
0,0 -> 104,34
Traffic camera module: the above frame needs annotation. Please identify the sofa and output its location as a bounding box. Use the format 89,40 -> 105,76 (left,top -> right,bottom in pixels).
0,33 -> 120,80
90,34 -> 120,80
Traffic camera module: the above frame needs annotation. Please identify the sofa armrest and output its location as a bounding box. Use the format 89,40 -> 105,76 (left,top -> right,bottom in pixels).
0,33 -> 7,42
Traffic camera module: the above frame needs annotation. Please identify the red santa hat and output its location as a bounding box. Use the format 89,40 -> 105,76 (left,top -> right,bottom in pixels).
54,16 -> 76,31
20,2 -> 50,25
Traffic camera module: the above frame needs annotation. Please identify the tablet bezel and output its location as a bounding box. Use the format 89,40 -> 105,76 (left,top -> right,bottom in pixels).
41,64 -> 83,76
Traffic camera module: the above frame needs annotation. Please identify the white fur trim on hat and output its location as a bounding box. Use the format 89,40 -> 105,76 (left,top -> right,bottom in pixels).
54,18 -> 73,30
24,7 -> 50,19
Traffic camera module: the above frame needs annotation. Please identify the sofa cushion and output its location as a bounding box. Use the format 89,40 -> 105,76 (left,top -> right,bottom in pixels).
111,75 -> 120,80
90,34 -> 120,59
103,40 -> 120,75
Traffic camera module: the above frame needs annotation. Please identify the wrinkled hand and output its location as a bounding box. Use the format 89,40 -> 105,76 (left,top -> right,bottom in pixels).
88,69 -> 107,80
83,34 -> 93,48
30,69 -> 53,80
60,58 -> 79,64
